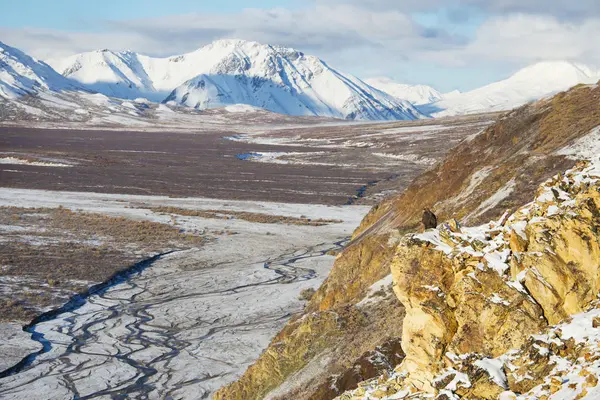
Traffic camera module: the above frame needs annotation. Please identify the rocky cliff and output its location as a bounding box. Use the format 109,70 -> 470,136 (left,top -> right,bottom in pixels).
341,159 -> 600,399
215,82 -> 600,400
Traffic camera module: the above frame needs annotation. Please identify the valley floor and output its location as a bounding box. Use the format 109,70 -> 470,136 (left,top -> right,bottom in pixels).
0,188 -> 369,398
0,114 -> 489,205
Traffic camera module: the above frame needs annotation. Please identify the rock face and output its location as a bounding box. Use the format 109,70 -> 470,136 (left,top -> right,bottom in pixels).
341,160 -> 600,399
307,338 -> 405,400
215,83 -> 600,400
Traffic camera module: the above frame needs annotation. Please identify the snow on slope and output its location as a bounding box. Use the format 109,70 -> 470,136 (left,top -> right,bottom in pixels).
422,61 -> 600,117
50,40 -> 424,121
48,50 -> 156,100
364,77 -> 444,105
0,41 -> 74,99
0,42 -> 343,127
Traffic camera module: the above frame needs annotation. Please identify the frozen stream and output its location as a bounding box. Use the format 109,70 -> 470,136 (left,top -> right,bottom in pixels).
0,189 -> 370,399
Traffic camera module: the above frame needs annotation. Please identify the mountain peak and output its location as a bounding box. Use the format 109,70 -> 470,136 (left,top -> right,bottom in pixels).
163,43 -> 422,120
192,39 -> 305,61
95,48 -> 135,56
208,38 -> 262,48
207,38 -> 297,52
423,59 -> 600,117
512,60 -> 600,81
41,40 -> 422,120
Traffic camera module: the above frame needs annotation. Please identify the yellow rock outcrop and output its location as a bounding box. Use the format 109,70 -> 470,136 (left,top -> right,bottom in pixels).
340,160 -> 600,399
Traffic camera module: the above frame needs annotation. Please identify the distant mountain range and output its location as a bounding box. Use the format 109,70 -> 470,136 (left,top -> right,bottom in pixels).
1,39 -> 599,122
46,40 -> 422,121
371,61 -> 600,117
418,61 -> 600,117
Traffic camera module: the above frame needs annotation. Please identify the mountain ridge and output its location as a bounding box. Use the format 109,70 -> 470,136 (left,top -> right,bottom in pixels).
4,39 -> 600,121
422,60 -> 600,116
0,41 -> 76,99
48,39 -> 424,121
366,61 -> 600,117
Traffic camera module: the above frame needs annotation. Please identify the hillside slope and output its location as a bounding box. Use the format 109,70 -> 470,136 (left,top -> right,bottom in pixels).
0,41 -> 75,99
49,40 -> 424,121
48,49 -> 156,100
214,82 -> 600,400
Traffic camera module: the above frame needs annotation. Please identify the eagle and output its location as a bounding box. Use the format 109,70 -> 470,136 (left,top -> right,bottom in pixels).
422,208 -> 437,230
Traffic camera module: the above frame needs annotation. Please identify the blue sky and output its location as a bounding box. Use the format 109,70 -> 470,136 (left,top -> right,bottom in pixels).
0,1 -> 300,29
1,0 -> 598,92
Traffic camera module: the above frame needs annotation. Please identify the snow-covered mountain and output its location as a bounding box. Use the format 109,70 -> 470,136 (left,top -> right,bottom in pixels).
6,38 -> 600,122
364,77 -> 444,105
0,41 -> 75,99
422,61 -> 600,117
0,41 -> 264,127
48,40 -> 424,121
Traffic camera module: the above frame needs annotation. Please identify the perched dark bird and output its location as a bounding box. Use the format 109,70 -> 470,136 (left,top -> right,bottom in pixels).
422,208 -> 437,230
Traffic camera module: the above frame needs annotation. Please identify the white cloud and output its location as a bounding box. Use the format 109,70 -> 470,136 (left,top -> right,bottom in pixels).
0,28 -> 154,60
1,3 -> 599,91
108,5 -> 458,55
0,5 -> 464,81
1,5 -> 464,59
443,14 -> 600,66
320,0 -> 600,20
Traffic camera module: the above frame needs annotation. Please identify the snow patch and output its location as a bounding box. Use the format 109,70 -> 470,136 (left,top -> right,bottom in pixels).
557,126 -> 600,161
224,104 -> 263,113
469,178 -> 516,220
474,357 -> 508,389
0,157 -> 73,167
